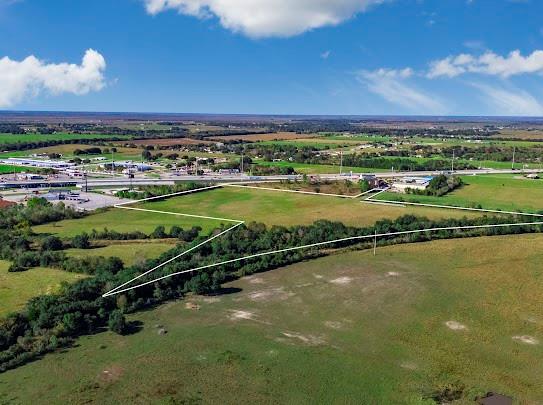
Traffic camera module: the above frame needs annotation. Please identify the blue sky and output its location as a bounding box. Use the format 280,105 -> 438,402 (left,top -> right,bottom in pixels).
1,0 -> 543,115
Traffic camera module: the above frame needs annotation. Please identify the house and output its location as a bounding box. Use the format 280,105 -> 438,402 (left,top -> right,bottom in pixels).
391,176 -> 433,193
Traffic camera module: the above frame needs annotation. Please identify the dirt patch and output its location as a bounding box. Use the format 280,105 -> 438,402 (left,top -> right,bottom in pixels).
280,331 -> 326,346
324,321 -> 343,330
185,302 -> 200,310
313,274 -> 324,279
247,287 -> 294,302
513,335 -> 539,345
400,362 -> 418,370
387,271 -> 401,277
99,365 -> 124,383
246,276 -> 265,285
445,321 -> 467,331
330,276 -> 353,285
201,297 -> 221,304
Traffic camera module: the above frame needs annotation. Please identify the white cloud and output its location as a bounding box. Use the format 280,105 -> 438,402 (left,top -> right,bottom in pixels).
428,49 -> 543,78
320,50 -> 331,60
357,68 -> 446,114
143,0 -> 384,38
471,83 -> 543,116
0,49 -> 106,107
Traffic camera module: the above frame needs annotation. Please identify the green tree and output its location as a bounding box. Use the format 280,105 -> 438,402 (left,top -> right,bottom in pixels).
108,310 -> 127,335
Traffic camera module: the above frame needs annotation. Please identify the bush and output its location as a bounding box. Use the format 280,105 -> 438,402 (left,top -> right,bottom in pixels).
41,236 -> 63,251
108,310 -> 127,335
72,233 -> 91,249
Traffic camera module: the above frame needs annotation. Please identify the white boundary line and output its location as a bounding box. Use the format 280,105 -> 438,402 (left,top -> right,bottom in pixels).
102,181 -> 543,297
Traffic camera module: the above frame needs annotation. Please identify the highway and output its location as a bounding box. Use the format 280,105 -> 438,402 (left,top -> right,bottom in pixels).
1,168 -> 541,189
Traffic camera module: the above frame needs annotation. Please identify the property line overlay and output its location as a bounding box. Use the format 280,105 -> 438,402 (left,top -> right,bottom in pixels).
102,182 -> 543,297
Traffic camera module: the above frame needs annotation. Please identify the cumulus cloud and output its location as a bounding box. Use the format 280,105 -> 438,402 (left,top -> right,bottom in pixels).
428,49 -> 543,78
143,0 -> 384,38
0,49 -> 106,107
471,83 -> 543,116
357,68 -> 445,114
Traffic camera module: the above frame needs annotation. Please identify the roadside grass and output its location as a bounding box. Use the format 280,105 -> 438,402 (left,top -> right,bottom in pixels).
374,174 -> 543,213
141,186 -> 480,228
2,234 -> 543,403
33,208 -> 222,238
0,133 -> 131,145
0,260 -> 85,317
0,165 -> 33,174
65,241 -> 178,267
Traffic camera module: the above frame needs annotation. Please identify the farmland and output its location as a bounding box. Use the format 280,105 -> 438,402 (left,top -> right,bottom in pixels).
0,260 -> 85,317
0,133 -> 131,145
375,174 -> 543,213
2,234 -> 542,403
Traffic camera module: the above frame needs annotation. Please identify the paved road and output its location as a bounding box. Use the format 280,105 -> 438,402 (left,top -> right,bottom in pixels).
1,168 -> 541,189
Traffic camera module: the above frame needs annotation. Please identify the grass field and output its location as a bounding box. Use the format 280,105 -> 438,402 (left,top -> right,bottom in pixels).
0,164 -> 31,174
2,234 -> 543,403
33,186 -> 480,240
210,132 -> 319,142
65,241 -> 178,267
140,186 -> 480,227
255,160 -> 382,174
33,208 -> 222,238
375,174 -> 543,213
0,260 -> 85,317
0,133 -> 131,145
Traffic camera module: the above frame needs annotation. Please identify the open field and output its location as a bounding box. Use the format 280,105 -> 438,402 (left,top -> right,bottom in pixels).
121,138 -> 215,146
493,129 -> 543,140
141,186 -> 481,227
0,260 -> 85,317
0,164 -> 31,174
210,132 -> 319,142
3,234 -> 543,403
33,207 -> 222,238
0,144 -> 143,161
375,174 -> 543,213
255,160 -> 382,174
0,133 -> 132,145
65,240 -> 178,267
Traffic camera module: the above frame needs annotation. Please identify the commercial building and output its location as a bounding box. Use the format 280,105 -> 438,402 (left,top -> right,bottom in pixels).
1,158 -> 75,169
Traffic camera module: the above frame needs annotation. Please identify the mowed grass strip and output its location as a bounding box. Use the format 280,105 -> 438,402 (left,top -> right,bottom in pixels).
2,234 -> 543,403
375,174 -> 543,213
65,241 -> 178,267
142,186 -> 480,228
0,260 -> 85,317
33,207 -> 222,238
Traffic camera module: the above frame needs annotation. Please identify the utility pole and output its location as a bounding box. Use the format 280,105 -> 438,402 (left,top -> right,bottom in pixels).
339,151 -> 343,176
451,149 -> 455,173
512,146 -> 516,170
111,149 -> 115,175
373,229 -> 377,256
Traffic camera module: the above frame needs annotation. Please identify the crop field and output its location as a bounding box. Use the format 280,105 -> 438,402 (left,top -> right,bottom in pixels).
0,260 -> 85,317
493,129 -> 543,140
375,174 -> 543,213
65,241 -> 178,267
3,234 -> 542,403
139,186 -> 480,227
0,144 -> 143,161
123,138 -> 215,146
0,133 -> 132,145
